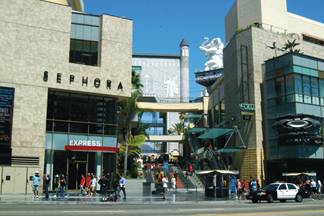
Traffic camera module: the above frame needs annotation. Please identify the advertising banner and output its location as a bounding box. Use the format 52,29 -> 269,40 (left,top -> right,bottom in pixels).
0,87 -> 14,164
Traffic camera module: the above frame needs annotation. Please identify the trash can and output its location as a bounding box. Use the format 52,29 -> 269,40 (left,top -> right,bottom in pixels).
143,182 -> 151,195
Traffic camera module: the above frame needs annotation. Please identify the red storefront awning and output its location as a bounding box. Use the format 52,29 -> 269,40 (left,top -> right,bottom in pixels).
64,145 -> 119,153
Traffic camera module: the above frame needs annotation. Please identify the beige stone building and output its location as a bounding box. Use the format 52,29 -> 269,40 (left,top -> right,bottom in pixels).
0,0 -> 132,194
221,0 -> 324,183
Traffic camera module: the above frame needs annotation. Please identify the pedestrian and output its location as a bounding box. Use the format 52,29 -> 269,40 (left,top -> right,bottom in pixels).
171,173 -> 176,193
119,174 -> 127,200
98,174 -> 109,198
59,174 -> 66,198
85,173 -> 91,195
32,170 -> 41,198
90,174 -> 97,196
311,178 -> 317,195
188,163 -> 193,176
79,174 -> 85,196
250,178 -> 257,192
317,179 -> 322,194
237,178 -> 243,199
43,173 -> 51,200
162,175 -> 168,200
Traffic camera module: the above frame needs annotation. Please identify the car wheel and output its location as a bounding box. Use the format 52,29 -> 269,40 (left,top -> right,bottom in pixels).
279,199 -> 286,203
267,194 -> 274,203
295,194 -> 303,202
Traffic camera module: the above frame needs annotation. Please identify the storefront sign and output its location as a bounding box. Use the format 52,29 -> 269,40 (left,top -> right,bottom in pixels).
64,145 -> 119,153
69,139 -> 102,147
43,71 -> 123,91
0,87 -> 14,147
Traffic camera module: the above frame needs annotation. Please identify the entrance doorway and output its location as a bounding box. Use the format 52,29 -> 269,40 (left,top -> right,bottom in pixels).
53,151 -> 95,190
68,161 -> 87,190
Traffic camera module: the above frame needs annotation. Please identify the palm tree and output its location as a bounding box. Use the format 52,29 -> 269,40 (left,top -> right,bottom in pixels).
119,69 -> 143,177
282,39 -> 301,53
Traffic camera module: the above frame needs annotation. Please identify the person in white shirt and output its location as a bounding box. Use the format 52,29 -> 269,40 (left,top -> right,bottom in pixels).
162,176 -> 168,200
317,179 -> 322,194
171,175 -> 176,193
90,174 -> 97,196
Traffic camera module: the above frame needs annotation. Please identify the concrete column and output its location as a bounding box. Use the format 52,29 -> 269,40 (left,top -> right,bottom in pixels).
95,152 -> 102,190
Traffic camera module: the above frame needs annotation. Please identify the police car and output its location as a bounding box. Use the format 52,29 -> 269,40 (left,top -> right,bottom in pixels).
251,183 -> 303,203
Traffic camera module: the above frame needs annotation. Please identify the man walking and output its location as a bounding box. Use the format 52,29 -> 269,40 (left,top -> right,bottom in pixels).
119,175 -> 126,200
32,171 -> 41,198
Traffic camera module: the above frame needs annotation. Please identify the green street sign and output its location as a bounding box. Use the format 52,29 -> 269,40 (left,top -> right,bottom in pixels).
239,103 -> 255,112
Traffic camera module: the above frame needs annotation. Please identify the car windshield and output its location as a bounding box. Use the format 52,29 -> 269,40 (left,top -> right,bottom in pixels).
264,184 -> 279,191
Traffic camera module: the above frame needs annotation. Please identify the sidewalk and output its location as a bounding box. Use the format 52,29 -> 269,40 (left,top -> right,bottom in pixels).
0,190 -> 235,205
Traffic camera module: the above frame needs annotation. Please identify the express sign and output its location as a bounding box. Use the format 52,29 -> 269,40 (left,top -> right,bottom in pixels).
69,140 -> 102,147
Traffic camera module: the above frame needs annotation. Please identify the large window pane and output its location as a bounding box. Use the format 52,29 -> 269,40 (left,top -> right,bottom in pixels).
303,76 -> 311,104
53,92 -> 70,120
275,77 -> 285,104
311,77 -> 319,105
294,74 -> 303,103
69,94 -> 89,121
285,74 -> 294,95
266,80 -> 275,98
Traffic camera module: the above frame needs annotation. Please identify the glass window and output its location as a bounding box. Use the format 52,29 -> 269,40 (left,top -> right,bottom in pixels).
70,13 -> 100,66
69,94 -> 89,121
285,74 -> 294,95
303,76 -> 311,104
288,184 -> 297,190
53,92 -> 70,120
311,77 -> 319,105
266,80 -> 275,98
275,77 -> 285,104
69,39 -> 98,66
294,74 -> 303,103
278,184 -> 287,190
320,80 -> 324,106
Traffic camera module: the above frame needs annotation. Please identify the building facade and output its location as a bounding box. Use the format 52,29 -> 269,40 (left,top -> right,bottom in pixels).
264,53 -> 324,182
132,40 -> 189,154
0,0 -> 132,193
222,0 -> 324,182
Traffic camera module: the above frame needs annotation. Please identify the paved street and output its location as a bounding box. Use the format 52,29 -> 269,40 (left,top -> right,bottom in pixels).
0,193 -> 323,216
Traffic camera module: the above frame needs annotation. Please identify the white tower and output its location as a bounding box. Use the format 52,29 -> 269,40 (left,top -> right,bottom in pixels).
180,39 -> 189,102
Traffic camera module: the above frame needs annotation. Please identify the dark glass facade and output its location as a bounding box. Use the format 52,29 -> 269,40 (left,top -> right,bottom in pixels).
264,53 -> 324,182
69,13 -> 100,66
45,90 -> 118,189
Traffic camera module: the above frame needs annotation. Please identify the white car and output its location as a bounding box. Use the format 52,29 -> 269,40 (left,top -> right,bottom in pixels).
251,183 -> 303,203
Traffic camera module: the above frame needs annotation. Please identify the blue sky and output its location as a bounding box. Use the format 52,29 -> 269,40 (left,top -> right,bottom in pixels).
83,0 -> 324,99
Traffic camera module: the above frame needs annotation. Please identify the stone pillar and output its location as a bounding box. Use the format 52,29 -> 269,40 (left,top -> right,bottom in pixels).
95,152 -> 102,190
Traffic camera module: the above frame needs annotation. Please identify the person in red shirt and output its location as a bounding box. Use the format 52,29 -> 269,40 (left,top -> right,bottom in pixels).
80,174 -> 86,196
188,163 -> 193,176
85,173 -> 91,195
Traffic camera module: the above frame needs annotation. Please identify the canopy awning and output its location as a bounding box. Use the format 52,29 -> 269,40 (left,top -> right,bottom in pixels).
196,169 -> 239,175
198,128 -> 233,139
217,147 -> 246,153
282,172 -> 316,177
188,127 -> 206,134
